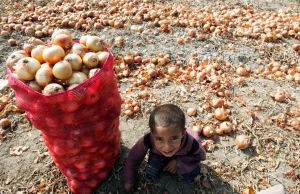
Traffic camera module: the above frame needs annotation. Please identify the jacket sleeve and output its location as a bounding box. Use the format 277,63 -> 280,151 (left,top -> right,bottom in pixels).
124,135 -> 149,185
176,132 -> 207,175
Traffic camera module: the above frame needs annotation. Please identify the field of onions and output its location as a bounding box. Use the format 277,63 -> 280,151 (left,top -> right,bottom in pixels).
0,0 -> 299,193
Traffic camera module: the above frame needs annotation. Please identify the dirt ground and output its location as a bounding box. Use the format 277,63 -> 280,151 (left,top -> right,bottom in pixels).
0,0 -> 300,194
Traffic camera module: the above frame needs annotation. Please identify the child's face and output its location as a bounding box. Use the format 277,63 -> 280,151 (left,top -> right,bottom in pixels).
152,126 -> 185,157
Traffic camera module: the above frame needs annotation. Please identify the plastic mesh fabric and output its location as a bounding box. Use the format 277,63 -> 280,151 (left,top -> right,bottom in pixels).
7,49 -> 121,194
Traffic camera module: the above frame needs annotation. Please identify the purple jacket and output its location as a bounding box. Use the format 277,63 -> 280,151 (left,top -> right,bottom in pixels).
124,128 -> 206,184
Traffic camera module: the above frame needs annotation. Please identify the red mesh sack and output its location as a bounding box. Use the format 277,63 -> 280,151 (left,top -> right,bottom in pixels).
7,49 -> 122,194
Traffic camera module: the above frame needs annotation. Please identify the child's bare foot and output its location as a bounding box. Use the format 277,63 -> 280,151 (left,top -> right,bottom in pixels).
194,175 -> 200,183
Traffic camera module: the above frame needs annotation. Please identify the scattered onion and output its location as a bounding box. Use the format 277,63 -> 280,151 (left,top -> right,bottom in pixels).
202,126 -> 214,137
235,135 -> 250,149
220,121 -> 233,133
214,107 -> 229,121
187,108 -> 197,116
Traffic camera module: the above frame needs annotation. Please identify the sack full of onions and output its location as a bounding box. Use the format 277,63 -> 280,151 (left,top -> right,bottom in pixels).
6,29 -> 122,194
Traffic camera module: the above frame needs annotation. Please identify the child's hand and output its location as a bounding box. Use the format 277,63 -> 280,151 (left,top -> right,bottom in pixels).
124,183 -> 134,192
164,158 -> 177,174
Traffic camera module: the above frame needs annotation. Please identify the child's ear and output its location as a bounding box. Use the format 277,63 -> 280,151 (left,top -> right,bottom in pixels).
182,130 -> 186,137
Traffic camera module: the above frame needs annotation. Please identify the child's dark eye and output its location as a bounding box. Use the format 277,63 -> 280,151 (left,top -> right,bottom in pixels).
171,137 -> 179,140
155,137 -> 162,141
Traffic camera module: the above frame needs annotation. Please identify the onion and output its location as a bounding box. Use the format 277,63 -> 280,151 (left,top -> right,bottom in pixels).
219,121 -> 233,133
292,44 -> 300,52
215,128 -> 224,135
43,45 -> 65,65
0,118 -> 11,128
83,52 -> 99,68
274,90 -> 286,102
211,98 -> 224,108
28,81 -> 43,93
124,56 -> 134,65
168,66 -> 178,75
71,43 -> 88,58
98,51 -> 109,67
89,68 -> 100,78
6,51 -> 28,70
187,108 -> 197,116
79,35 -> 90,46
35,65 -> 53,87
67,84 -> 79,90
14,57 -> 41,80
192,125 -> 202,136
67,71 -> 87,85
43,83 -> 65,95
214,107 -> 229,121
86,36 -> 104,52
133,106 -> 140,113
52,33 -> 73,50
31,45 -> 47,63
202,126 -> 214,137
52,60 -> 73,80
64,53 -> 82,70
51,29 -> 72,41
236,67 -> 247,76
124,109 -> 132,116
235,135 -> 250,149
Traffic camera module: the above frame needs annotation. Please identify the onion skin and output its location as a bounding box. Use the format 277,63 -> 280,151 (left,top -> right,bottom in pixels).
235,135 -> 250,149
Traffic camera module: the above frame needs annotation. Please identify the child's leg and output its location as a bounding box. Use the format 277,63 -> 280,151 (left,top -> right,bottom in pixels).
146,152 -> 167,179
181,165 -> 200,182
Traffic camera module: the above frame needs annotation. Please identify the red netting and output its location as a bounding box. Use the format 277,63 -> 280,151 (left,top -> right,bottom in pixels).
7,49 -> 121,194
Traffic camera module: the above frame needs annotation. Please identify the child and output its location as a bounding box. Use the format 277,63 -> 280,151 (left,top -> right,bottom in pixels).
124,104 -> 206,191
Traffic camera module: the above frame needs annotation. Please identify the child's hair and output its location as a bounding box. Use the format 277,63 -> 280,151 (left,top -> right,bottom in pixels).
149,104 -> 186,132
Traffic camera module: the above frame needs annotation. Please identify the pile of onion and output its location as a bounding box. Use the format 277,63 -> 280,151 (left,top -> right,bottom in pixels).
7,29 -> 107,95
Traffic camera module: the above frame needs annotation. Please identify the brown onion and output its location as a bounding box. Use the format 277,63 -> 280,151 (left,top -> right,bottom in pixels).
235,135 -> 250,149
187,108 -> 197,116
211,98 -> 224,108
202,126 -> 214,137
220,121 -> 233,133
274,90 -> 286,102
214,107 -> 229,121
